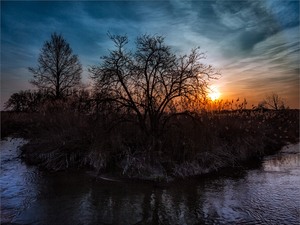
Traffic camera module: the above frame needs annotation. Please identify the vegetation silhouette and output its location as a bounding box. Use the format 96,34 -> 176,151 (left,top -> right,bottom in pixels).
260,93 -> 287,110
90,33 -> 219,159
29,33 -> 82,99
4,90 -> 48,112
2,33 -> 299,181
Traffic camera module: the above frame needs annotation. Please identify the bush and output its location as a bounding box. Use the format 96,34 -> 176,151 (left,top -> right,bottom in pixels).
2,106 -> 299,179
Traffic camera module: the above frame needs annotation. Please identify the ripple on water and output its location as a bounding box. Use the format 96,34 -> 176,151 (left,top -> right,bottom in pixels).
0,138 -> 40,223
1,138 -> 300,225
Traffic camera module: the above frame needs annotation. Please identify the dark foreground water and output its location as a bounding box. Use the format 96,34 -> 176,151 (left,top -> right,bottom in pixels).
1,138 -> 299,225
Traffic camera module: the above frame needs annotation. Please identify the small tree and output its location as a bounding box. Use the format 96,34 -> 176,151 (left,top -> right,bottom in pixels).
262,93 -> 286,110
29,33 -> 82,99
4,90 -> 49,112
90,34 -> 219,139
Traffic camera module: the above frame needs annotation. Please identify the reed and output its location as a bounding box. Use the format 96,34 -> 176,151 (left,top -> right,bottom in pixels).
2,103 -> 299,179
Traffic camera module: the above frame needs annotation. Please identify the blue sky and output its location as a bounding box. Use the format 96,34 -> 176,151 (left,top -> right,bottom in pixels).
1,0 -> 299,109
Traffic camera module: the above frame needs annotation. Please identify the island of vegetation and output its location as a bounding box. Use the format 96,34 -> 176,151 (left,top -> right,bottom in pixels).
2,33 -> 299,182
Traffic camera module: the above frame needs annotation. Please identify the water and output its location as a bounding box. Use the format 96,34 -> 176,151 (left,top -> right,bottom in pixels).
1,137 -> 299,225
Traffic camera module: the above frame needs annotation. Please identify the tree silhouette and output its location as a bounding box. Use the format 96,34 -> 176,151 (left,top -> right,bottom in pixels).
4,90 -> 49,112
29,33 -> 82,99
262,93 -> 286,110
90,34 -> 218,139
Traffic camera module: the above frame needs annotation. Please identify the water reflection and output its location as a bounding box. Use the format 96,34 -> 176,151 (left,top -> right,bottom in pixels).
1,138 -> 299,225
263,146 -> 299,173
0,138 -> 39,223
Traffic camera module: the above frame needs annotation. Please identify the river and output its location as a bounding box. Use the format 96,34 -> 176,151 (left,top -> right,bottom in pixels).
1,137 -> 299,225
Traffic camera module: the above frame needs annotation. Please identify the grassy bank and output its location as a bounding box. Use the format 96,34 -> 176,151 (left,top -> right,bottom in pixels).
1,108 -> 299,181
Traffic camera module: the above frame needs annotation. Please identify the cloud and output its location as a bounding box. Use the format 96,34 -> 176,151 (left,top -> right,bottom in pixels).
219,26 -> 299,107
208,0 -> 299,58
1,0 -> 299,108
264,0 -> 299,28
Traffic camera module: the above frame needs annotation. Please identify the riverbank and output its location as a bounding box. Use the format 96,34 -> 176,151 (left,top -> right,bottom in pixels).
1,109 -> 299,181
2,137 -> 299,224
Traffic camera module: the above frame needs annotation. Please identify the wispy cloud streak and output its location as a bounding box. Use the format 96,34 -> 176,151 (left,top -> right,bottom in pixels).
1,0 -> 299,108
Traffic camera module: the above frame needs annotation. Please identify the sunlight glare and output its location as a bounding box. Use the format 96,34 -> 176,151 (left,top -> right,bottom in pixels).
208,86 -> 221,101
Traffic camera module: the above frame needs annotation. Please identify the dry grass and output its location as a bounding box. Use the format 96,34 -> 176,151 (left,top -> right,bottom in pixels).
1,106 -> 299,179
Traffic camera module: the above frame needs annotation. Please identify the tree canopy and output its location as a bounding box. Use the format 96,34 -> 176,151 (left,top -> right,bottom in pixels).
29,33 -> 82,99
90,34 -> 219,136
4,90 -> 48,112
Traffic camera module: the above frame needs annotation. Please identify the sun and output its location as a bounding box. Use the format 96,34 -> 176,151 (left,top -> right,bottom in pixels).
208,86 -> 221,101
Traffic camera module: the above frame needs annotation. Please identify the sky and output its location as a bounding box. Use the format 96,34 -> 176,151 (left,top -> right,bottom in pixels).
1,0 -> 299,109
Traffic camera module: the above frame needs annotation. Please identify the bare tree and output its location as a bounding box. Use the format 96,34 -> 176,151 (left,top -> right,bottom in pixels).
29,33 -> 82,99
262,93 -> 286,110
90,34 -> 219,138
4,90 -> 49,112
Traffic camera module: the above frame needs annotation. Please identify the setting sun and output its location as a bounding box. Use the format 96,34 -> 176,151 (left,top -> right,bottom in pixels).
208,86 -> 221,101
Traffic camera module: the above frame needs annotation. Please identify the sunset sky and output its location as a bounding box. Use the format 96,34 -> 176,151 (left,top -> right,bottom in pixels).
1,0 -> 299,109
